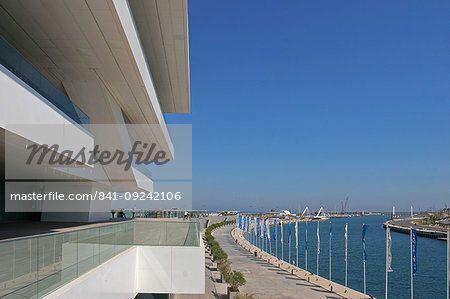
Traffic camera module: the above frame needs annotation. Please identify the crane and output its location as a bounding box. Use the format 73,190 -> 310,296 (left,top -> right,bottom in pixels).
341,196 -> 349,213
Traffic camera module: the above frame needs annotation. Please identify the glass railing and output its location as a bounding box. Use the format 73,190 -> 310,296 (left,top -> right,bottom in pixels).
133,220 -> 200,246
0,35 -> 90,131
127,210 -> 208,219
0,220 -> 199,298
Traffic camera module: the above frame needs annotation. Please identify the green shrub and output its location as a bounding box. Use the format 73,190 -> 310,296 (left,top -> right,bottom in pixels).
217,260 -> 231,275
213,249 -> 228,262
204,219 -> 243,290
224,270 -> 246,292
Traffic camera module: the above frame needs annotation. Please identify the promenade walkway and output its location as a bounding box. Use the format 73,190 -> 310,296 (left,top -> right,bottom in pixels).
385,218 -> 448,240
213,225 -> 344,299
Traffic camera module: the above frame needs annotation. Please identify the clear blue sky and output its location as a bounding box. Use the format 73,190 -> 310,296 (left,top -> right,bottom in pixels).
165,0 -> 450,212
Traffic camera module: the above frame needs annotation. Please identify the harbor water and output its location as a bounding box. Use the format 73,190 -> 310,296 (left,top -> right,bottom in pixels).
245,215 -> 447,299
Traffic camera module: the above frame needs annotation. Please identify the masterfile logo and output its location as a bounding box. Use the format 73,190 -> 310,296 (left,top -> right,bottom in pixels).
4,124 -> 192,212
25,141 -> 170,170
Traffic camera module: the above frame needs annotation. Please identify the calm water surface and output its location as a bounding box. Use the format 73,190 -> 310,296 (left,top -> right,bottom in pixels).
244,215 -> 447,299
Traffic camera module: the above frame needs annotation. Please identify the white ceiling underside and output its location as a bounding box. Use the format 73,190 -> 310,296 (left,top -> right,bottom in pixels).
129,0 -> 190,114
0,0 -> 189,158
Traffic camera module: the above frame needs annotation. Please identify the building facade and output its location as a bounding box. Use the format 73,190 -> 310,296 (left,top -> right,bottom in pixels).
0,0 -> 202,298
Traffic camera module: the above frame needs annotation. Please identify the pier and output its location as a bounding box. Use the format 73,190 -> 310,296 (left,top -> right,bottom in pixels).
384,218 -> 449,240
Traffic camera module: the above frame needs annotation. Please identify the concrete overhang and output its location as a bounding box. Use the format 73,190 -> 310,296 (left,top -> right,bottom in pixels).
129,0 -> 190,114
0,64 -> 94,168
0,0 -> 183,159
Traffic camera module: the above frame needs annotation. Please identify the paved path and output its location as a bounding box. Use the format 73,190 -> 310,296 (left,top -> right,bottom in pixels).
214,225 -> 342,299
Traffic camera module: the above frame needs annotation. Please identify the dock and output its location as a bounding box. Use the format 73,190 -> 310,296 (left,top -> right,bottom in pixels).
384,218 -> 449,240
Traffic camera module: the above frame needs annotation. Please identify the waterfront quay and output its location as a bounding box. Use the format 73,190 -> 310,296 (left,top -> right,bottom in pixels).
228,226 -> 370,299
384,218 -> 449,240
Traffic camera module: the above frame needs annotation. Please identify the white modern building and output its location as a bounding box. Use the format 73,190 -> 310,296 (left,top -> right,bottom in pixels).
0,0 -> 203,298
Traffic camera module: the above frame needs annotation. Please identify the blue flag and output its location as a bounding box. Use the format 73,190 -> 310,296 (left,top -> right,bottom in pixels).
362,224 -> 368,263
412,229 -> 417,275
274,219 -> 277,240
239,215 -> 242,229
264,219 -> 267,238
257,218 -> 260,237
247,216 -> 250,232
305,222 -> 308,250
329,222 -> 332,257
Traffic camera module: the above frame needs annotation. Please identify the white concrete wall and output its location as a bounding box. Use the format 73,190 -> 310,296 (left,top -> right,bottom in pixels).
44,242 -> 205,299
137,246 -> 205,294
46,247 -> 138,299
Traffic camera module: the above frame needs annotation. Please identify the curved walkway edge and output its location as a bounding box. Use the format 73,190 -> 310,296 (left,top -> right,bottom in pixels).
384,218 -> 448,240
232,227 -> 370,299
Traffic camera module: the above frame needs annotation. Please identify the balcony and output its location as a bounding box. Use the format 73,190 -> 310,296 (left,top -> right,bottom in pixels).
0,220 -> 202,298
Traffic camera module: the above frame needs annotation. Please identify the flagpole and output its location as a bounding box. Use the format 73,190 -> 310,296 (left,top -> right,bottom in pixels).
269,223 -> 272,255
259,219 -> 261,250
345,222 -> 348,289
305,222 -> 308,272
266,232 -> 268,253
257,218 -> 259,249
276,220 -> 278,259
266,233 -> 267,253
317,221 -> 320,276
363,249 -> 366,296
386,224 -> 389,299
363,224 -> 366,296
260,219 -> 262,250
329,221 -> 332,281
256,219 -> 258,248
262,220 -> 264,251
255,218 -> 257,247
268,222 -> 270,254
253,219 -> 255,246
411,228 -> 413,299
258,219 -> 260,250
281,222 -> 284,262
265,219 -> 267,252
289,222 -> 291,264
447,230 -> 449,299
296,221 -> 299,267
263,220 -> 265,252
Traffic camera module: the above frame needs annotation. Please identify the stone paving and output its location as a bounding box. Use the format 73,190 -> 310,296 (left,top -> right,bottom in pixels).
214,225 -> 370,299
